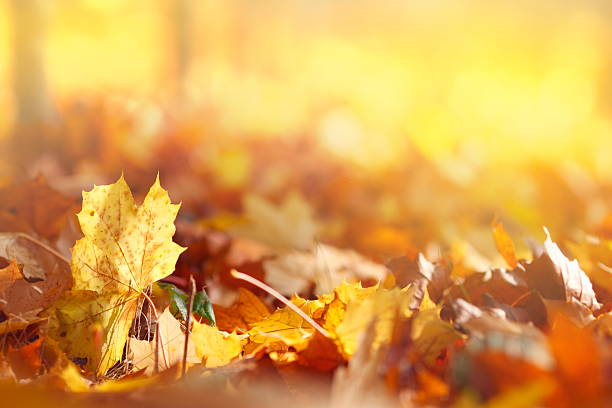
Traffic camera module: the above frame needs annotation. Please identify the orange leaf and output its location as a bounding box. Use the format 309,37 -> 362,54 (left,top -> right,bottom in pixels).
213,288 -> 270,333
6,338 -> 44,379
491,218 -> 518,269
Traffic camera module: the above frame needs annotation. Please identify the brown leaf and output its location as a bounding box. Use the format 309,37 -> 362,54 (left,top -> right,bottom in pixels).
446,267 -> 528,308
0,176 -> 75,241
0,234 -> 72,315
386,253 -> 450,307
525,229 -> 601,311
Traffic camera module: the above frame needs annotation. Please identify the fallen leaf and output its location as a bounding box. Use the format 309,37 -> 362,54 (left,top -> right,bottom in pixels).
296,331 -> 344,371
263,244 -> 387,296
525,229 -> 601,311
542,298 -> 595,327
330,320 -> 392,408
387,253 -> 450,308
412,301 -> 463,366
335,285 -> 414,357
446,267 -> 528,308
0,233 -> 72,315
0,310 -> 46,335
6,337 -> 44,379
230,193 -> 317,251
47,175 -> 186,376
213,288 -> 270,332
492,219 -> 518,269
129,308 -> 199,374
547,314 -> 605,405
0,176 -> 75,241
190,321 -> 243,367
248,296 -> 325,350
587,312 -> 612,337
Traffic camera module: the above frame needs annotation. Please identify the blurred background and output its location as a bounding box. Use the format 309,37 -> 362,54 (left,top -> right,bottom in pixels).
2,0 -> 612,263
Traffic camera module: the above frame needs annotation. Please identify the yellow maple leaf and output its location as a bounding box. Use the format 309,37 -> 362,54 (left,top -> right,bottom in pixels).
248,296 -> 327,351
190,321 -> 243,367
411,292 -> 463,366
47,175 -> 186,376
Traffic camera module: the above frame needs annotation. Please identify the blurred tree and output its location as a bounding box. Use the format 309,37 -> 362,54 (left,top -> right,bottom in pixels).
170,0 -> 193,99
9,0 -> 56,163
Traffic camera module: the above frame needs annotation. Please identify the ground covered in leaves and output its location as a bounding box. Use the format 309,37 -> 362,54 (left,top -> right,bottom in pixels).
1,115 -> 612,408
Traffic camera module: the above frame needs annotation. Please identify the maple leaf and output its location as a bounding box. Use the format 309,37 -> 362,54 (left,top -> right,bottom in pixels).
525,229 -> 601,311
411,293 -> 463,366
190,321 -> 243,367
248,295 -> 327,350
47,175 -> 186,376
213,288 -> 270,332
129,309 -> 199,375
230,193 -> 317,252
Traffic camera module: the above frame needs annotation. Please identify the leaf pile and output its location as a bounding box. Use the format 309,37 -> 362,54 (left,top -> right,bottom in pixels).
0,175 -> 610,408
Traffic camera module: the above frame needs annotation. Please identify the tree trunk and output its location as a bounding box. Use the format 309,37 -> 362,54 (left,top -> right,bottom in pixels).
9,0 -> 55,162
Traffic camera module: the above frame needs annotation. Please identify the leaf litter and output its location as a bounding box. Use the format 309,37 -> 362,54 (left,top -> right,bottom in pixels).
0,171 -> 610,408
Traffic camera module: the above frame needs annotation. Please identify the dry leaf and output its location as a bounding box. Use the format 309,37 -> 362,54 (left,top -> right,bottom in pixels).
190,321 -> 243,367
47,175 -> 186,376
335,285 -> 414,357
412,299 -> 463,366
492,219 -> 518,269
129,308 -> 199,374
230,193 -> 317,251
6,338 -> 44,379
213,288 -> 270,332
0,310 -> 46,335
248,296 -> 326,350
330,320 -> 392,408
0,233 -> 72,315
263,244 -> 387,296
0,176 -> 75,241
526,229 -> 601,311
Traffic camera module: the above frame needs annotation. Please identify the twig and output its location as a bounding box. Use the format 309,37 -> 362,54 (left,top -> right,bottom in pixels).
230,269 -> 331,338
182,275 -> 196,378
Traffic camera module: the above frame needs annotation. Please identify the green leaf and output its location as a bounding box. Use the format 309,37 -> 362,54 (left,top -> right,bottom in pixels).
158,282 -> 216,326
158,282 -> 189,321
193,289 -> 216,327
